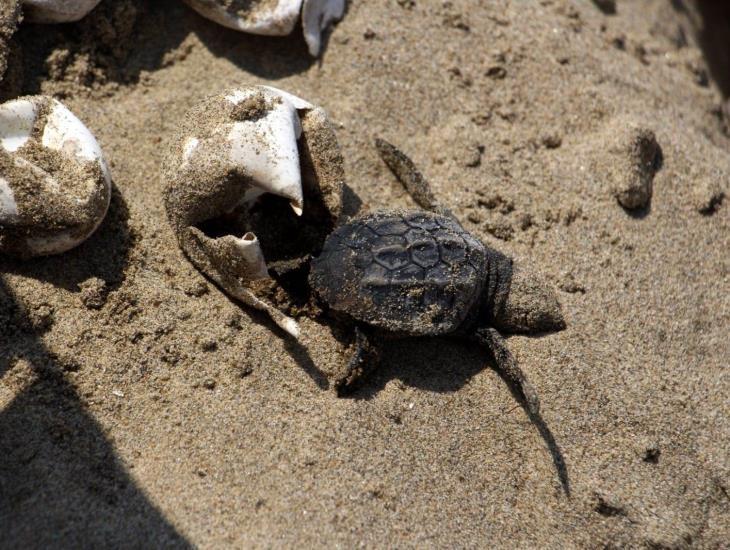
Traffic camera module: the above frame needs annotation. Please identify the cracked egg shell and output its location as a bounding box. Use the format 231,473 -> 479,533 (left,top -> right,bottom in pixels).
163,85 -> 344,337
22,0 -> 102,23
0,95 -> 112,257
181,0 -> 344,57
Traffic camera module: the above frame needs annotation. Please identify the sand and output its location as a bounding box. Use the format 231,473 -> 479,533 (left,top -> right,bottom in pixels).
0,0 -> 19,96
1,0 -> 728,547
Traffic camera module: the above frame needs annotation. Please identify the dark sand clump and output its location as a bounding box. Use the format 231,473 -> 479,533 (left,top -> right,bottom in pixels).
0,0 -> 19,83
0,0 -> 728,547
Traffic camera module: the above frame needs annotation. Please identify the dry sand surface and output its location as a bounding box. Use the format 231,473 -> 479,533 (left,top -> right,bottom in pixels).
1,0 -> 729,547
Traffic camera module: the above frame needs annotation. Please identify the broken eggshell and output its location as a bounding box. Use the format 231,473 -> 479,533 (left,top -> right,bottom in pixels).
181,0 -> 345,57
0,95 -> 112,257
22,0 -> 102,23
163,85 -> 344,337
302,0 -> 345,57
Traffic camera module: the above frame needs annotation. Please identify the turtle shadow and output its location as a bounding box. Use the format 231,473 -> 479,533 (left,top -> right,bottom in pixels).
228,304 -> 330,391
0,184 -> 132,294
344,336 -> 571,496
0,279 -> 191,547
624,203 -> 652,220
283,335 -> 330,391
375,338 -> 486,394
341,183 -> 364,219
693,0 -> 730,98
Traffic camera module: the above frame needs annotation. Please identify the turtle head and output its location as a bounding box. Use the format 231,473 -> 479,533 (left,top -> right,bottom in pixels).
492,262 -> 566,334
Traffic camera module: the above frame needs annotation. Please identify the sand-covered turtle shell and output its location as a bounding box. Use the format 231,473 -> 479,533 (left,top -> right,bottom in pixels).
310,211 -> 488,335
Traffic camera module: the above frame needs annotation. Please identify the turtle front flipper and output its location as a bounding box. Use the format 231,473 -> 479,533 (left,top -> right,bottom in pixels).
473,327 -> 540,415
336,326 -> 381,396
375,138 -> 451,217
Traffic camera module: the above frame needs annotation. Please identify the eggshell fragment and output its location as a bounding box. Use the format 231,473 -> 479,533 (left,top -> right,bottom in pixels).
182,0 -> 345,57
22,0 -> 102,23
0,95 -> 111,257
163,85 -> 344,337
181,0 -> 302,36
302,0 -> 345,56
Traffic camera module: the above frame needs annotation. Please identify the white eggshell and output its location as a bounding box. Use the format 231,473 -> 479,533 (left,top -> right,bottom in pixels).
0,95 -> 111,257
181,0 -> 303,36
225,86 -> 311,213
0,176 -> 19,220
182,0 -> 344,57
22,0 -> 102,23
302,0 -> 345,56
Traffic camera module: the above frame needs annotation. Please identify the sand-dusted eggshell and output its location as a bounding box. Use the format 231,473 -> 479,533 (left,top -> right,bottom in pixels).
182,0 -> 303,36
0,95 -> 111,257
181,0 -> 344,57
163,85 -> 344,337
22,0 -> 102,23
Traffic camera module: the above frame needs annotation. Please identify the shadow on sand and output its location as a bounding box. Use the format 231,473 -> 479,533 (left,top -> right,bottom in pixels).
340,336 -> 571,496
0,189 -> 191,547
12,0 -> 321,98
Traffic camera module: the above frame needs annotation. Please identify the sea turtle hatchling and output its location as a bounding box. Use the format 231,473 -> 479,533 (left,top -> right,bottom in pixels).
162,88 -> 564,414
310,139 -> 566,414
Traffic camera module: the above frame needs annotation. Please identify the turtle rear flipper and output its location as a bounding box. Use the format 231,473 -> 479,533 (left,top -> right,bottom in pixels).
474,327 -> 540,415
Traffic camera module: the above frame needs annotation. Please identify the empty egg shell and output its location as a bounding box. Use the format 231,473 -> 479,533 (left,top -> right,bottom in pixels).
0,95 -> 112,257
181,0 -> 345,57
163,85 -> 344,337
22,0 -> 102,23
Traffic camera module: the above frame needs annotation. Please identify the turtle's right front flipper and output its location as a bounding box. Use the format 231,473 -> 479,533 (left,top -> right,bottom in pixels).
336,325 -> 381,396
375,138 -> 451,217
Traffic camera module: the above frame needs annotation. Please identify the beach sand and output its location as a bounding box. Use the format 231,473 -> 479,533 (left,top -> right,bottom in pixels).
0,0 -> 728,546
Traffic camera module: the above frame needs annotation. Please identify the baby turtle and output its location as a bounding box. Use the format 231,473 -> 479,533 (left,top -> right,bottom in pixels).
310,139 -> 565,414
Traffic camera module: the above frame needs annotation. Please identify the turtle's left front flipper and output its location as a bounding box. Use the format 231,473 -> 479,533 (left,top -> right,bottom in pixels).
474,327 -> 540,416
375,138 -> 451,217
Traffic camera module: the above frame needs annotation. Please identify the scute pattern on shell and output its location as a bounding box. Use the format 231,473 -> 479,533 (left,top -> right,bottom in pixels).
310,211 -> 488,335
